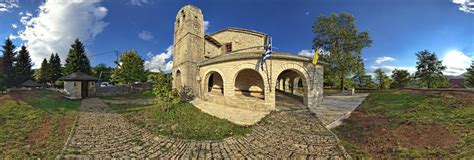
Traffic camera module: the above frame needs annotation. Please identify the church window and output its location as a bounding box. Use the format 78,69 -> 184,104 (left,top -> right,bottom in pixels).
225,43 -> 232,53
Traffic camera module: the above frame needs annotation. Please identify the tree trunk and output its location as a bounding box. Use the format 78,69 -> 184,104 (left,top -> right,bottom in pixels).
340,77 -> 344,91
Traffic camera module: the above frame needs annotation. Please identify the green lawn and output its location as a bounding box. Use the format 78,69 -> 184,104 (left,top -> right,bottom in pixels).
334,90 -> 474,159
0,90 -> 80,158
108,101 -> 251,140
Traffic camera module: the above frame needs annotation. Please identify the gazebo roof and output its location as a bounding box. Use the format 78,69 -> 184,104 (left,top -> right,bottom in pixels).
22,80 -> 43,87
58,72 -> 98,81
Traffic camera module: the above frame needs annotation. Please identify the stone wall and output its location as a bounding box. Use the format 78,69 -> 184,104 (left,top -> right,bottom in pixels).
210,29 -> 266,54
96,82 -> 153,97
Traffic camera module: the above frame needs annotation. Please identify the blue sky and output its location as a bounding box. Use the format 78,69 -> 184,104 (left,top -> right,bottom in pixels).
0,0 -> 473,75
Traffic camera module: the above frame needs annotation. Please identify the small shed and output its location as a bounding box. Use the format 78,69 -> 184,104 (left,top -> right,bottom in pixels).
58,72 -> 98,99
22,80 -> 43,89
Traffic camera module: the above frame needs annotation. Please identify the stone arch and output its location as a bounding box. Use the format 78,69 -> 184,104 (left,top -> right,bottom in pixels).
204,70 -> 224,95
234,68 -> 265,99
274,63 -> 311,108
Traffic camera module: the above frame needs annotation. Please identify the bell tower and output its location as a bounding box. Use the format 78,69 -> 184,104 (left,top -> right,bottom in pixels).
172,5 -> 205,94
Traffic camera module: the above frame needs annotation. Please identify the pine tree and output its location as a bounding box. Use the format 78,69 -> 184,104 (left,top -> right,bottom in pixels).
39,58 -> 50,83
64,39 -> 91,75
15,45 -> 34,86
390,69 -> 411,88
1,37 -> 17,87
465,61 -> 474,88
48,53 -> 62,84
414,50 -> 446,88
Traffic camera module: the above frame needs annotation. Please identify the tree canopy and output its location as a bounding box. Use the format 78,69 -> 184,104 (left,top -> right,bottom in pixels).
465,61 -> 474,88
1,37 -> 17,87
414,50 -> 446,88
15,45 -> 34,86
390,69 -> 411,88
92,63 -> 114,82
111,50 -> 147,84
313,12 -> 372,90
64,39 -> 91,75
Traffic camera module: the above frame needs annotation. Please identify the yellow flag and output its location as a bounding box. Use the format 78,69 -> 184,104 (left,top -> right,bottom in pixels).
312,49 -> 319,64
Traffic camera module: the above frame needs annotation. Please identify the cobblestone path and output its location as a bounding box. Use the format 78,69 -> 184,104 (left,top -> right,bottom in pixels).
61,98 -> 350,159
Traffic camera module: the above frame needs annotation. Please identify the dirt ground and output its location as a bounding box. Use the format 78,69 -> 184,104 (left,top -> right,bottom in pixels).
335,89 -> 473,159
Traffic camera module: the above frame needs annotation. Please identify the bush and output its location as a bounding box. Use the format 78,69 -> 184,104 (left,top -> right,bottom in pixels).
54,81 -> 64,88
178,86 -> 194,102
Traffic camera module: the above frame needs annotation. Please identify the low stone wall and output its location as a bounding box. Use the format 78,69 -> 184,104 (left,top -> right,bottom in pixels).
96,82 -> 153,97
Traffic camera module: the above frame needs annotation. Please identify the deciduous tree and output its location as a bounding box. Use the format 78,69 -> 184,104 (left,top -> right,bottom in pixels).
374,68 -> 390,89
92,63 -> 113,82
414,50 -> 446,88
111,50 -> 146,84
64,39 -> 91,75
313,13 -> 372,90
390,69 -> 411,88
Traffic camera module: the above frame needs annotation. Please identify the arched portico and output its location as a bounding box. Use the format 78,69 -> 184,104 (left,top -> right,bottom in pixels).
197,52 -> 323,112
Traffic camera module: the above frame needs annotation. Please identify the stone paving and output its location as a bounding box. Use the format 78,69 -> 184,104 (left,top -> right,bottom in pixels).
60,98 -> 350,159
311,93 -> 369,129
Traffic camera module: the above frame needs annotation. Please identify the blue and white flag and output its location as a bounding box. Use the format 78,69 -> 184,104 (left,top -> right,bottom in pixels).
261,37 -> 272,65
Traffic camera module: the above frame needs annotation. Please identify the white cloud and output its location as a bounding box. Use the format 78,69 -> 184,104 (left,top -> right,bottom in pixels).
144,45 -> 173,73
130,0 -> 148,6
11,23 -> 17,28
297,49 -> 314,57
204,21 -> 210,33
452,0 -> 474,13
15,0 -> 108,68
305,12 -> 310,15
138,30 -> 154,41
442,50 -> 472,75
370,65 -> 417,76
0,0 -> 19,12
374,56 -> 395,64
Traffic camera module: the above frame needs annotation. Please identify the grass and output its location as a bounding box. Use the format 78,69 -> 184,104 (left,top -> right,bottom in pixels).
0,90 -> 80,158
108,101 -> 251,140
334,90 -> 474,158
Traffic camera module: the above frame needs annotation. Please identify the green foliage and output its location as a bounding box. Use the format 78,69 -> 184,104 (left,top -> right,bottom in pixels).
111,50 -> 146,84
64,39 -> 91,75
313,12 -> 372,90
465,61 -> 474,87
414,50 -> 446,88
390,69 -> 411,88
374,68 -> 390,89
15,45 -> 34,86
92,63 -> 113,82
38,58 -> 49,83
48,53 -> 62,84
108,102 -> 250,140
1,37 -> 17,87
150,72 -> 174,103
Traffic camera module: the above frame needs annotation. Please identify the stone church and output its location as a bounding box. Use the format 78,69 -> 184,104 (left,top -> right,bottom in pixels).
172,5 -> 324,111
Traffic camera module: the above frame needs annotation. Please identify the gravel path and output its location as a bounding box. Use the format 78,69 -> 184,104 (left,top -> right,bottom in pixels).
61,98 -> 350,159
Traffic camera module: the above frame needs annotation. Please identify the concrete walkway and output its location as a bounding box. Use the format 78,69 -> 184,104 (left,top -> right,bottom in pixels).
191,99 -> 269,126
311,93 -> 369,129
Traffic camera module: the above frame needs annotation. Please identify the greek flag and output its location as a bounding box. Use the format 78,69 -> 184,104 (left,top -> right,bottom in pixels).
261,37 -> 272,65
